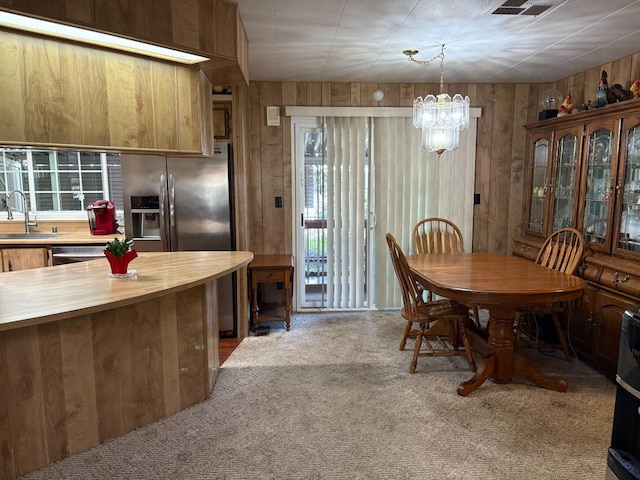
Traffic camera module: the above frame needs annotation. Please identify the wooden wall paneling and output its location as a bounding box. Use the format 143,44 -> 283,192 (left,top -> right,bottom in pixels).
400,83 -> 415,107
3,326 -> 48,477
360,83 -> 376,107
92,307 -> 130,442
295,82 -> 307,106
507,83 -> 530,250
350,82 -> 361,106
321,82 -> 332,106
282,82 -> 298,255
306,82 -> 322,106
158,293 -> 181,416
378,83 -> 400,107
259,82 -> 285,254
59,316 -> 99,455
611,55 -> 633,88
567,71 -> 586,109
487,84 -> 516,253
247,82 -> 263,253
331,82 -> 351,106
631,53 -> 640,84
176,287 -> 207,409
231,84 -> 251,252
472,84 -> 494,253
0,330 -> 16,480
583,66 -> 602,107
36,322 -> 68,464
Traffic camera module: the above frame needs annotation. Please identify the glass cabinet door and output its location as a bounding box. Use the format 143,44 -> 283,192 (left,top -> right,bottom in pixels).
525,135 -> 550,236
551,131 -> 580,231
582,124 -> 617,250
616,121 -> 640,255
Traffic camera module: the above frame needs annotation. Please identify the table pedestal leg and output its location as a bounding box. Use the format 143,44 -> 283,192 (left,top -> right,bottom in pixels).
457,306 -> 567,396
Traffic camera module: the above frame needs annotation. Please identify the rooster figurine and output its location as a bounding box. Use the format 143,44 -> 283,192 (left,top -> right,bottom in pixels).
557,93 -> 574,117
631,79 -> 640,99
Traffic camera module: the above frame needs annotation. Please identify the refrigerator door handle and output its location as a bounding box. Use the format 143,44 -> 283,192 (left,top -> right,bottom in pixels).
168,174 -> 178,251
159,174 -> 169,252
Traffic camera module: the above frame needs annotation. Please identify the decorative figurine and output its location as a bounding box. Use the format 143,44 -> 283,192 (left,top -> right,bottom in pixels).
596,70 -> 609,108
631,79 -> 640,99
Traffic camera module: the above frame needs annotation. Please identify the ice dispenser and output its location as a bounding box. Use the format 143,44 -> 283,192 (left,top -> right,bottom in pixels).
130,196 -> 160,239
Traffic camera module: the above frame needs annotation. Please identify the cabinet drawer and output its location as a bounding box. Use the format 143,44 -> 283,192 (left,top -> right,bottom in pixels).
598,266 -> 640,298
512,239 -> 540,261
252,269 -> 287,284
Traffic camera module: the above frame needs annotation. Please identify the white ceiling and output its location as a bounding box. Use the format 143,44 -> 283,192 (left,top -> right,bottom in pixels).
234,0 -> 640,84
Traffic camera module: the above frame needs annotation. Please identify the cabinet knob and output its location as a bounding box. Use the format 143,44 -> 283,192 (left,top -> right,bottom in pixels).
520,245 -> 530,252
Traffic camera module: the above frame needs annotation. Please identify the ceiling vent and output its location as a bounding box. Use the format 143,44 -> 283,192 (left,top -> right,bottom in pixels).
491,1 -> 556,16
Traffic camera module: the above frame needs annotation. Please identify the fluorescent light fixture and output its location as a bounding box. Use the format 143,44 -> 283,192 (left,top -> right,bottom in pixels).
0,10 -> 210,64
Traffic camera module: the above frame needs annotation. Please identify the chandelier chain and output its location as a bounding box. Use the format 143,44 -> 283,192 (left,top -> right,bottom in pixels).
403,44 -> 446,93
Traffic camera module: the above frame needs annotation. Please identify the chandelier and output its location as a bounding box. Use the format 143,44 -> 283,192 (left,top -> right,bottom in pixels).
403,44 -> 470,155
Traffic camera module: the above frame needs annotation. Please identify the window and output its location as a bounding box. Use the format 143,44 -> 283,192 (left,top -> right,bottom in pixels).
0,148 -> 122,218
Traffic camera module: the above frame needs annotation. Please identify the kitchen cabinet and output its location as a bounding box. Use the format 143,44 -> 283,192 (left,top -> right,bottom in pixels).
1,247 -> 52,271
0,0 -> 249,86
518,99 -> 640,378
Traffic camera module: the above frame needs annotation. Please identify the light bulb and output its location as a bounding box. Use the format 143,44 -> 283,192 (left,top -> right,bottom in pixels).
373,89 -> 384,102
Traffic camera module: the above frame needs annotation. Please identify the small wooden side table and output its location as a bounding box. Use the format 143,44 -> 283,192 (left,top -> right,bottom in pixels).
249,255 -> 294,331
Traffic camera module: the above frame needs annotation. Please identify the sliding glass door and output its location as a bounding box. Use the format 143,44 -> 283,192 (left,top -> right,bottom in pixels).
291,108 -> 477,312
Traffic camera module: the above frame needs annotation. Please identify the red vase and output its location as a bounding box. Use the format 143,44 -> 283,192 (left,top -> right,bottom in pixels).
104,249 -> 137,275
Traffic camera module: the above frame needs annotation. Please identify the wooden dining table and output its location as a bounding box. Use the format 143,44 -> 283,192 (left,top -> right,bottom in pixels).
406,252 -> 586,396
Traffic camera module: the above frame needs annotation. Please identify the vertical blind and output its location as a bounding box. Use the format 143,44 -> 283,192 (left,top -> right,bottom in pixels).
325,117 -> 369,308
373,116 -> 476,308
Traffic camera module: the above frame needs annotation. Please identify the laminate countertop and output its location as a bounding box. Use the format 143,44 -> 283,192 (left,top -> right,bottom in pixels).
0,250 -> 253,331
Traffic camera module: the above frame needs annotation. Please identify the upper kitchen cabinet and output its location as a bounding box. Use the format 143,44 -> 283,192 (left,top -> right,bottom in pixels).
0,29 -> 214,154
0,0 -> 249,86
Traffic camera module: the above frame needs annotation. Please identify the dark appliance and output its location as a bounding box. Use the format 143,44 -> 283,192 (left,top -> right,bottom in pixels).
87,200 -> 118,235
606,308 -> 640,479
120,144 -> 236,337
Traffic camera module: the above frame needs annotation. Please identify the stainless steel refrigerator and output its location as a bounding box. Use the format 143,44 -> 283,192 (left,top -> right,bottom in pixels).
120,143 -> 236,336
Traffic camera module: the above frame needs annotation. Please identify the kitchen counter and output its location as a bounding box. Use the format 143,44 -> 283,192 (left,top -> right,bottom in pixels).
0,250 -> 253,479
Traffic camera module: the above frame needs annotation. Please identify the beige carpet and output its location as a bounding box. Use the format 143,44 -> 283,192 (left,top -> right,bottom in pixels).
22,311 -> 615,479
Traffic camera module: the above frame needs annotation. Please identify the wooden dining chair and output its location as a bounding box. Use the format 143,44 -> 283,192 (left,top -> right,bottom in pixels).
514,227 -> 585,362
411,217 -> 483,331
412,217 -> 464,255
386,233 -> 476,374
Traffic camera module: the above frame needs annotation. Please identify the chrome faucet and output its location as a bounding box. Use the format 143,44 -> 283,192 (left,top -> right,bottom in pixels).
6,190 -> 36,234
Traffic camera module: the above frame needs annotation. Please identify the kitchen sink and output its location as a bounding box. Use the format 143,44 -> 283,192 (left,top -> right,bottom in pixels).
0,232 -> 68,239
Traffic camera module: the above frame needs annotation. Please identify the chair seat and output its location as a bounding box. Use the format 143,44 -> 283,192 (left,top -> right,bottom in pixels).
402,299 -> 470,322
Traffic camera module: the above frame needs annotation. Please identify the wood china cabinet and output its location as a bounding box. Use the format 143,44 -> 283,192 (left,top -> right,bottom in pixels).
517,99 -> 640,380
